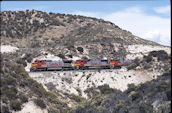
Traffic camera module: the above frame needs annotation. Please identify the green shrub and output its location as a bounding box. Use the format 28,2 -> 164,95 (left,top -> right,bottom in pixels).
67,45 -> 75,50
165,89 -> 171,100
67,54 -> 73,58
4,76 -> 16,85
57,54 -> 65,59
77,47 -> 84,53
47,92 -> 67,107
144,55 -> 152,63
14,64 -> 28,77
86,74 -> 91,80
129,91 -> 142,101
19,94 -> 28,103
127,83 -> 136,93
34,98 -> 46,109
84,87 -> 99,98
98,84 -> 114,94
4,87 -> 18,99
10,100 -> 22,111
61,77 -> 72,84
115,100 -> 124,111
1,105 -> 10,113
64,93 -> 84,102
24,53 -> 33,63
143,63 -> 151,69
16,58 -> 27,67
148,50 -> 168,61
127,63 -> 137,70
45,82 -> 56,90
133,58 -> 140,66
76,88 -> 82,96
48,108 -> 60,113
139,104 -> 153,113
81,56 -> 88,60
31,81 -> 47,97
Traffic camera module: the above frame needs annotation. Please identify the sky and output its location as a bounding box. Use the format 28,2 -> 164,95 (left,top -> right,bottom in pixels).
1,0 -> 171,46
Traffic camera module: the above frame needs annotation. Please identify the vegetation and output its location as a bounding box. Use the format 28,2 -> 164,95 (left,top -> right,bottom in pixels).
34,98 -> 46,109
77,47 -> 84,53
57,53 -> 66,59
73,70 -> 171,113
97,84 -> 115,95
149,50 -> 168,61
10,100 -> 22,111
16,58 -> 27,67
127,50 -> 170,71
1,10 -> 171,113
1,55 -> 70,112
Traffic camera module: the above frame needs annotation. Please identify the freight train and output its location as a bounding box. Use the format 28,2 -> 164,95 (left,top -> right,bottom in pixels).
30,58 -> 131,72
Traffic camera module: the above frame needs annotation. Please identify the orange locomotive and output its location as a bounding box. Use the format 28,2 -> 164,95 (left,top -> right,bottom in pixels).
30,58 -> 123,71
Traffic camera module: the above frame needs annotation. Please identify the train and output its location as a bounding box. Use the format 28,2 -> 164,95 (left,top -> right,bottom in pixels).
30,58 -> 131,72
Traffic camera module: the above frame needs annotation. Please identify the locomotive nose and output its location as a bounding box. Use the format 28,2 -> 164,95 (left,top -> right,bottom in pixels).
31,63 -> 37,67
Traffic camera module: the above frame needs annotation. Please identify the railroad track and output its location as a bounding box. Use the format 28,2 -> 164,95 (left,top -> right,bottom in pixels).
28,68 -> 122,73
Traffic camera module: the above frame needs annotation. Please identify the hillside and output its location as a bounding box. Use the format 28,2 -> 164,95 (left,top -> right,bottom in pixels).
0,10 -> 171,113
1,10 -> 170,60
0,54 -> 71,113
72,70 -> 171,113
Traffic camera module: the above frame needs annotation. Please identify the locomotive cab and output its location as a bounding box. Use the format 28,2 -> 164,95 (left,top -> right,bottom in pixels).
109,58 -> 121,69
74,60 -> 87,70
30,59 -> 47,71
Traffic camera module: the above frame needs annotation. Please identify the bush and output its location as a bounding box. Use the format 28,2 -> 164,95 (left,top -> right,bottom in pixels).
34,98 -> 46,109
133,58 -> 140,66
144,55 -> 152,63
1,95 -> 8,104
165,90 -> 171,101
86,74 -> 91,80
148,50 -> 168,61
82,56 -> 88,60
139,103 -> 153,113
57,54 -> 65,59
10,100 -> 22,111
64,93 -> 84,102
4,76 -> 16,85
67,54 -> 73,58
47,92 -> 67,107
45,82 -> 56,90
77,47 -> 84,53
127,83 -> 136,93
4,87 -> 18,99
76,88 -> 82,96
31,81 -> 47,97
143,63 -> 151,69
24,53 -> 33,63
115,100 -> 124,111
16,58 -> 27,67
19,94 -> 28,103
98,84 -> 114,94
127,63 -> 137,70
1,105 -> 10,113
84,87 -> 99,98
67,45 -> 75,50
61,77 -> 72,84
129,91 -> 142,101
48,108 -> 60,113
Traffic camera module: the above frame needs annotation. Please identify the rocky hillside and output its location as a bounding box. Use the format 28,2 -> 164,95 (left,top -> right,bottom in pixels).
72,70 -> 171,113
28,50 -> 171,98
1,10 -> 170,60
0,10 -> 171,113
0,54 -> 71,113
